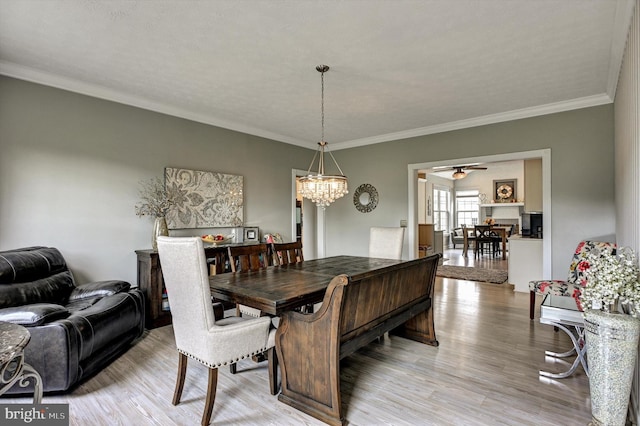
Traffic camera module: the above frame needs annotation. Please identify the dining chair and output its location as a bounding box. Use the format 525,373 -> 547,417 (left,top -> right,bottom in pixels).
228,243 -> 271,271
473,225 -> 495,258
227,243 -> 270,317
226,243 -> 273,373
272,241 -> 304,266
528,240 -> 617,319
451,227 -> 473,250
272,241 -> 315,313
156,236 -> 278,426
369,226 -> 405,260
205,245 -> 229,275
460,224 -> 475,256
489,227 -> 504,257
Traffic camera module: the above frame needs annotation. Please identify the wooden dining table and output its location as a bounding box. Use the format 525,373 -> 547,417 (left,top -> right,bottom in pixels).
462,225 -> 510,260
210,255 -> 440,425
208,255 -> 405,316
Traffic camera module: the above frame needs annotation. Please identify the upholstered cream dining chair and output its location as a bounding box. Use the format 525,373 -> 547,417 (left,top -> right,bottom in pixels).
369,226 -> 405,260
157,236 -> 278,426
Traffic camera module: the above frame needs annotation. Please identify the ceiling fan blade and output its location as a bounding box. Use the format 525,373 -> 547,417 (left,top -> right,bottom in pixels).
429,164 -> 487,172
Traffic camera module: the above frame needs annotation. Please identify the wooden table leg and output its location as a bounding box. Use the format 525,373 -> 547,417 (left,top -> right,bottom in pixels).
463,232 -> 468,258
502,233 -> 507,260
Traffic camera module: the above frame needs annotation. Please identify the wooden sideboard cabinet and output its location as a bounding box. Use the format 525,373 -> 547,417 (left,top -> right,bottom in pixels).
418,224 -> 443,257
136,244 -> 263,329
136,250 -> 171,329
136,247 -> 229,329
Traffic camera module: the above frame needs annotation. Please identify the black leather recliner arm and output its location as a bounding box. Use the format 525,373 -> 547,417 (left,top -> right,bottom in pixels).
68,280 -> 131,302
0,303 -> 70,326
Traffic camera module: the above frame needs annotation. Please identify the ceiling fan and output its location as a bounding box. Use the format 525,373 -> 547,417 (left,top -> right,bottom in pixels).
434,164 -> 488,180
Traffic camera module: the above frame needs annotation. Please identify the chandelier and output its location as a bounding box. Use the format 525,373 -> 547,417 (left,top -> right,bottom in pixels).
299,65 -> 348,208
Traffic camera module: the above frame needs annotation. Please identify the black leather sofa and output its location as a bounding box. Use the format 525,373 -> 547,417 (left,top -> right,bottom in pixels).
0,246 -> 145,394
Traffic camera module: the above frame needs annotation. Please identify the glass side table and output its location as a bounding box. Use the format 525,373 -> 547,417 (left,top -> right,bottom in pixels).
539,294 -> 589,379
0,321 -> 42,403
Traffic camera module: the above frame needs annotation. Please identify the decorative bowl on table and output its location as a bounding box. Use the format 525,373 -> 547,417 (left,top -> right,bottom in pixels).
201,234 -> 234,246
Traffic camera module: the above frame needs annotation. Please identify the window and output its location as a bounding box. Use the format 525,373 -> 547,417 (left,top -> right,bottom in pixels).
456,189 -> 479,227
432,187 -> 451,233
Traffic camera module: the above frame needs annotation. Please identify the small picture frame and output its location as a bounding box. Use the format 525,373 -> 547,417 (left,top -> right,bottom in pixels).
493,179 -> 517,203
244,227 -> 259,242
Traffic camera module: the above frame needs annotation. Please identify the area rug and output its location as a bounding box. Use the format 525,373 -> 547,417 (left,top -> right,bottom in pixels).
436,265 -> 508,284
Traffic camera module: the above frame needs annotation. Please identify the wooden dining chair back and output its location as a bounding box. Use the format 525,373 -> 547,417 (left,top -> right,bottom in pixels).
272,241 -> 304,266
156,236 -> 278,426
227,244 -> 270,272
473,225 -> 495,258
205,246 -> 228,275
489,227 -> 504,256
272,241 -> 311,312
227,244 -> 270,320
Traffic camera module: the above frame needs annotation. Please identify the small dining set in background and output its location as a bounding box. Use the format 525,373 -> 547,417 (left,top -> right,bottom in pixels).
460,223 -> 516,260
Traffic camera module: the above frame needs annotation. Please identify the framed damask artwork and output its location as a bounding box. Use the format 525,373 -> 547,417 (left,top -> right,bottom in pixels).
493,179 -> 517,203
164,167 -> 243,229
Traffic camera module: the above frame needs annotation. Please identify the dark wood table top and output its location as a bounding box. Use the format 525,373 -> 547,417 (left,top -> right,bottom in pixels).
208,255 -> 405,316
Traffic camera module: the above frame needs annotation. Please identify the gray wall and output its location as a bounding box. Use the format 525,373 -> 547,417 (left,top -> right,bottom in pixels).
325,105 -> 615,278
0,76 -> 312,284
0,75 -> 616,282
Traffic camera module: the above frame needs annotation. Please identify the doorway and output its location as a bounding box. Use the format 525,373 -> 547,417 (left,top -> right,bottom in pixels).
291,169 -> 318,260
408,149 -> 552,278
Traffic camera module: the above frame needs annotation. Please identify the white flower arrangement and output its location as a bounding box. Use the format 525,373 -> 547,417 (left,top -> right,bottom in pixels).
134,177 -> 174,218
580,246 -> 640,317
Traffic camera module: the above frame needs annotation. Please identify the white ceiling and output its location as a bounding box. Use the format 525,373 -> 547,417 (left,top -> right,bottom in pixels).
0,1 -> 634,150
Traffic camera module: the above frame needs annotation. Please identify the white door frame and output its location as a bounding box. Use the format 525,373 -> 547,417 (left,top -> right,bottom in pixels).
407,149 -> 552,278
291,169 -> 325,259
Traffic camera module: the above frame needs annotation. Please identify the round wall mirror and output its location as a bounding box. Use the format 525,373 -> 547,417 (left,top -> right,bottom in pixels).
353,184 -> 378,213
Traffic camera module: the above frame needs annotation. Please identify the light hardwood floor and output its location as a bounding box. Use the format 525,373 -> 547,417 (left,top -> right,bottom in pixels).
3,250 -> 591,425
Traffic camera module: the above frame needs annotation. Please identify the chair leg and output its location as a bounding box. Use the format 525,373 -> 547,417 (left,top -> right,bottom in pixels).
173,353 -> 188,406
267,347 -> 279,395
529,291 -> 535,320
202,367 -> 218,426
229,363 -> 237,374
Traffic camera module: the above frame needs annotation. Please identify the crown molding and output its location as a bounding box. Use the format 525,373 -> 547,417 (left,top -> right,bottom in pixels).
0,61 -> 615,153
606,0 -> 637,99
0,61 -> 314,149
331,93 -> 613,151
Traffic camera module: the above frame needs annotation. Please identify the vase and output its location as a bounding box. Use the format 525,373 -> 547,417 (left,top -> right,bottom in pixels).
152,217 -> 169,251
584,309 -> 640,426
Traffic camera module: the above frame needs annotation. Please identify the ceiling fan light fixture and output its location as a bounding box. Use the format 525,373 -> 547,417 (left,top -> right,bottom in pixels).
299,65 -> 348,208
452,170 -> 467,179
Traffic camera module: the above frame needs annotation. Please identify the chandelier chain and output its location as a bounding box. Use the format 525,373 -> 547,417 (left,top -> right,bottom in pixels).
320,68 -> 325,143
